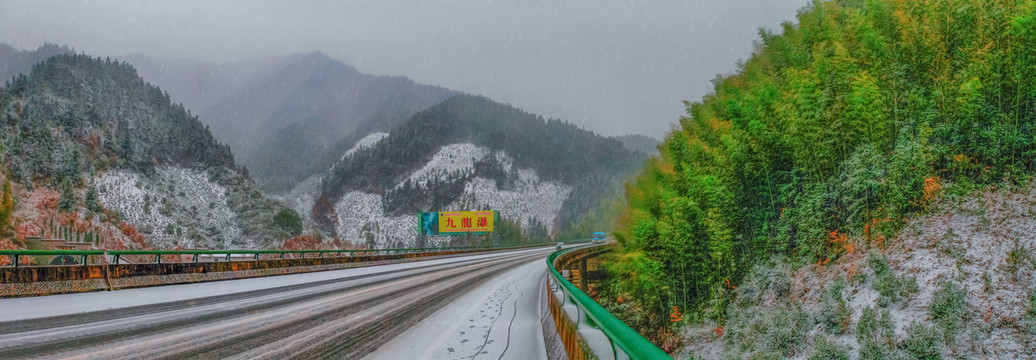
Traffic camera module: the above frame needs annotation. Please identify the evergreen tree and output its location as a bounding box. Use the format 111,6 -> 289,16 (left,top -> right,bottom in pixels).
84,184 -> 102,213
272,208 -> 303,236
0,179 -> 13,236
58,179 -> 78,213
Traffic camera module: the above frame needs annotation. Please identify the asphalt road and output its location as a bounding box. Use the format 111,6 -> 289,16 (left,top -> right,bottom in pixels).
0,247 -> 554,359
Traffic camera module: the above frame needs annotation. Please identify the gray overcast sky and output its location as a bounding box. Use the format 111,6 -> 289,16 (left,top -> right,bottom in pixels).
0,0 -> 808,139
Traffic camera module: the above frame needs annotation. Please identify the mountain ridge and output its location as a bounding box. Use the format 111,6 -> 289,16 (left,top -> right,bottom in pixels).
120,51 -> 457,192
0,53 -> 300,251
313,94 -> 645,239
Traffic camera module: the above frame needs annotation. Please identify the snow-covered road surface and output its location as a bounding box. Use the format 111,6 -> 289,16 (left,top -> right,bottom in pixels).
368,257 -> 550,360
0,247 -> 554,359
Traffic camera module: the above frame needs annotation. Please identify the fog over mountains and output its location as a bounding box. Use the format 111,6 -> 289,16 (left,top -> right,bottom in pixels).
121,51 -> 456,192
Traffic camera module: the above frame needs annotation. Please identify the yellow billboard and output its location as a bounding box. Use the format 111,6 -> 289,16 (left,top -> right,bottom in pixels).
437,210 -> 496,233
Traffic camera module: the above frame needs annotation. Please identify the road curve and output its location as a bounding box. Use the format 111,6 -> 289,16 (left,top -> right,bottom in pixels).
0,247 -> 554,359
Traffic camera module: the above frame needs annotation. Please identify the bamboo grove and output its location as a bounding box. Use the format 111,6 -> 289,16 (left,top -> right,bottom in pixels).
606,0 -> 1036,336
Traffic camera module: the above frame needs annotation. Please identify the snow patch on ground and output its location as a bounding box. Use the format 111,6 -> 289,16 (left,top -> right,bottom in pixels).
333,191 -> 442,248
330,132 -> 389,173
462,174 -> 570,230
345,132 -> 389,159
403,143 -> 488,187
95,167 -> 244,249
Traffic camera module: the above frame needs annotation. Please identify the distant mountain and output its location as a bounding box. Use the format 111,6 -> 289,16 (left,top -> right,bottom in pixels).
614,134 -> 661,155
116,54 -> 281,113
0,43 -> 73,83
0,54 -> 300,250
307,95 -> 646,247
121,52 -> 456,192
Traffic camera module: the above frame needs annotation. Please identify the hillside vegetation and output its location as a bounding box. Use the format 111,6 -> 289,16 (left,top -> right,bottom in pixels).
605,0 -> 1036,350
315,95 -> 645,238
0,54 -> 298,251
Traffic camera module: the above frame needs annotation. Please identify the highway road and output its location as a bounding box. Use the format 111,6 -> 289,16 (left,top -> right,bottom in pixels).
0,247 -> 554,359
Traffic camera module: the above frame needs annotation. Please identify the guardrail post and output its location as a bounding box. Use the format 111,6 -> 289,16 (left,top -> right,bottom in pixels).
193,254 -> 199,263
114,254 -> 120,265
12,254 -> 18,268
155,254 -> 161,264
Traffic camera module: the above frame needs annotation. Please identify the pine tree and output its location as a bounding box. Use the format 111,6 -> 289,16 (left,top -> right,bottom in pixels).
84,185 -> 102,213
0,179 -> 13,236
58,179 -> 78,213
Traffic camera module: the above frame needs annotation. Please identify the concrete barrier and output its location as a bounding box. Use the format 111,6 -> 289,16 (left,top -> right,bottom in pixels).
0,265 -> 109,298
0,250 -> 482,298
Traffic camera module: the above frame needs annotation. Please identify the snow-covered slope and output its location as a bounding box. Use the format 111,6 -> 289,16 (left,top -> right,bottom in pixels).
329,132 -> 390,173
287,137 -> 571,248
402,143 -> 487,186
343,133 -> 389,160
329,142 -> 569,247
96,167 -> 248,249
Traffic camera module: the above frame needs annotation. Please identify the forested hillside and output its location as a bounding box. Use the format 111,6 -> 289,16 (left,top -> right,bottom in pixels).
606,0 -> 1036,353
314,95 -> 645,238
0,54 -> 299,251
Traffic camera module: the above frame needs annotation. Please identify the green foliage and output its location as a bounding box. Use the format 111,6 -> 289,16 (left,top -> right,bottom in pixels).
1007,240 -> 1034,276
808,335 -> 850,360
869,251 -> 918,306
725,301 -> 810,359
0,179 -> 14,236
818,279 -> 850,334
1023,292 -> 1036,335
605,0 -> 1036,329
856,307 -> 896,360
272,208 -> 303,236
491,216 -> 538,246
902,322 -> 942,360
609,0 -> 1036,330
58,179 -> 78,213
930,281 -> 968,341
84,184 -> 102,213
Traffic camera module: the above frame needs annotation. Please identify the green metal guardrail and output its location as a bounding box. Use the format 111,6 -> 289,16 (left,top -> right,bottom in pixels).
1,243 -> 554,266
547,244 -> 670,359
